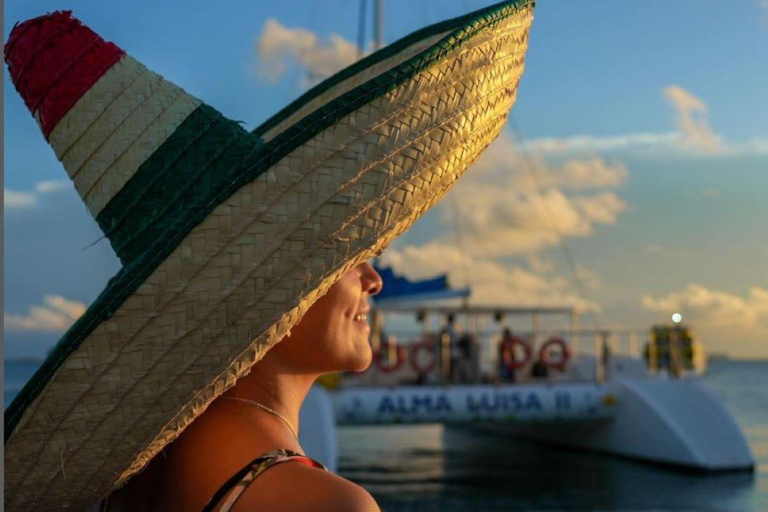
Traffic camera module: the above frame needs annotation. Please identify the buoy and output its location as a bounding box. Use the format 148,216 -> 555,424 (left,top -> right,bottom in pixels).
500,335 -> 533,370
539,337 -> 571,371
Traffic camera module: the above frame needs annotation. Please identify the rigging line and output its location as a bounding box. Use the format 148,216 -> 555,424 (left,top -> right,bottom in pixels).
447,193 -> 472,291
357,0 -> 368,58
508,115 -> 603,332
307,0 -> 320,37
417,0 -> 429,27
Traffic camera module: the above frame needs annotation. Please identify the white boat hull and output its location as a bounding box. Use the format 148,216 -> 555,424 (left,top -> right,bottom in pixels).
480,378 -> 754,472
301,377 -> 753,473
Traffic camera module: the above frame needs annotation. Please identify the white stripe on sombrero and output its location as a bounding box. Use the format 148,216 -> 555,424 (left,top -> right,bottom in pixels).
5,8 -> 533,511
51,56 -> 200,217
48,57 -> 146,160
58,59 -> 160,177
260,30 -> 450,143
83,90 -> 204,217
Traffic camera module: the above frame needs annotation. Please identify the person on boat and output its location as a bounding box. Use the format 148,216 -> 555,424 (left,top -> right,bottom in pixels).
498,328 -> 518,383
441,313 -> 460,383
530,358 -> 549,379
2,4 -> 534,512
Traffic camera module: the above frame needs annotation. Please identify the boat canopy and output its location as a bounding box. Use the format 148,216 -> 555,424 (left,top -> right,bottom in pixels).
373,265 -> 471,304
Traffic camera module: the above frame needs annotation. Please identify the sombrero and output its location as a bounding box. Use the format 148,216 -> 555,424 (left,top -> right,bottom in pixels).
3,1 -> 534,510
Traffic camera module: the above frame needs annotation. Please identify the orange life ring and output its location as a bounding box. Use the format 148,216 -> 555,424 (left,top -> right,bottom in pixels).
539,337 -> 571,371
500,336 -> 532,370
374,344 -> 406,373
410,340 -> 437,375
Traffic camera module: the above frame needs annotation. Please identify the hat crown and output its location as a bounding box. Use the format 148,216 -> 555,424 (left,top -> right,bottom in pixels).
5,12 -> 265,265
6,11 -> 123,137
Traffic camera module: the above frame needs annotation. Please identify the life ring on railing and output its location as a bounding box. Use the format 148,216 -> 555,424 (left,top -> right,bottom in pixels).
539,337 -> 571,371
374,344 -> 406,374
500,336 -> 532,370
410,340 -> 437,375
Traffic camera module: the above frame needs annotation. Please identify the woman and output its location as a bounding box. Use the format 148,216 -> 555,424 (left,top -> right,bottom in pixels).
108,262 -> 384,512
3,4 -> 534,512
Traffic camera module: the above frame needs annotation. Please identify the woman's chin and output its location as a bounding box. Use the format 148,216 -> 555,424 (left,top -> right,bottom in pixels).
345,343 -> 373,372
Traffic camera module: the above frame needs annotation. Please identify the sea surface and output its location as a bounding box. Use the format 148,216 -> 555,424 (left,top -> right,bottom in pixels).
5,358 -> 767,512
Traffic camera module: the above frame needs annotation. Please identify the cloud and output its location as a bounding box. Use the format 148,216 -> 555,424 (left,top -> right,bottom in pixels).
758,0 -> 768,9
663,85 -> 722,153
4,180 -> 71,210
521,132 -> 768,158
441,181 -> 626,257
4,190 -> 36,209
471,132 -> 629,191
522,132 -> 679,154
428,132 -> 628,256
642,284 -> 768,330
254,18 -> 359,83
643,244 -> 664,255
5,295 -> 87,332
381,245 -> 599,311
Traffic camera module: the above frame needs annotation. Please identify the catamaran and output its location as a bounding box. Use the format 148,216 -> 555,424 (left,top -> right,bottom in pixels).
298,266 -> 753,474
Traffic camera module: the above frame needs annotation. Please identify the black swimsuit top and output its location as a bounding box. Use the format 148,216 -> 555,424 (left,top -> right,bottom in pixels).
201,449 -> 327,512
96,449 -> 327,512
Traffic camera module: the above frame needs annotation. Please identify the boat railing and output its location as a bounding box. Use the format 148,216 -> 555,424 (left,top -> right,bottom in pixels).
342,326 -> 670,388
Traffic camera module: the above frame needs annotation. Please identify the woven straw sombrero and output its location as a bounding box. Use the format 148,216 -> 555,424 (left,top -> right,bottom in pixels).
4,2 -> 534,511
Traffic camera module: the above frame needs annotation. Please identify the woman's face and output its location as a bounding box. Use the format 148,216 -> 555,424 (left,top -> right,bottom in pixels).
270,262 -> 383,374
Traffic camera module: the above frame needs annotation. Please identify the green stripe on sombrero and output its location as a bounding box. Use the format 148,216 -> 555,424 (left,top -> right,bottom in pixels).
4,0 -> 534,442
96,104 -> 264,265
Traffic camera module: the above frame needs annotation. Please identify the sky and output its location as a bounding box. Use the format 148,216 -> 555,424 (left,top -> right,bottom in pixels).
4,0 -> 768,359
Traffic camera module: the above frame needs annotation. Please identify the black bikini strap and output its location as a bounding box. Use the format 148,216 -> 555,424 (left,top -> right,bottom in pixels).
200,450 -> 304,512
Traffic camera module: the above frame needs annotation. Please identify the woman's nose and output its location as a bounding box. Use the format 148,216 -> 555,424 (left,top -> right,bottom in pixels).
361,262 -> 383,296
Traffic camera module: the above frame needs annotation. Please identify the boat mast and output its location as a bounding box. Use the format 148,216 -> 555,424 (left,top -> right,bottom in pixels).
365,0 -> 385,351
374,0 -> 384,50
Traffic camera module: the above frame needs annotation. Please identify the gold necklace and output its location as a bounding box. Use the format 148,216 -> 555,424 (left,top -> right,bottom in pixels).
222,396 -> 299,441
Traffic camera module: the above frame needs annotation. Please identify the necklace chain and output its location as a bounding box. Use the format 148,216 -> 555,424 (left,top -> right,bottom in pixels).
222,396 -> 299,441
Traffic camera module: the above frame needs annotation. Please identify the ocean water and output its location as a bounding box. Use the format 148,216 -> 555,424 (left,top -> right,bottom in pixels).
5,358 -> 767,511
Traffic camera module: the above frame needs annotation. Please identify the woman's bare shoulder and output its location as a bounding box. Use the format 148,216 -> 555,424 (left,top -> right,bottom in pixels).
230,460 -> 380,512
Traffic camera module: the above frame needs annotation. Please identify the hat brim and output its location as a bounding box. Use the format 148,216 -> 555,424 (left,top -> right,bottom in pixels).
4,1 -> 534,510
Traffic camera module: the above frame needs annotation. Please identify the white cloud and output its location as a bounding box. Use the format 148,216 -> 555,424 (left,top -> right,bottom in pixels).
441,183 -> 626,257
5,295 -> 87,332
254,18 -> 359,83
35,180 -> 70,194
642,284 -> 768,330
522,132 -> 679,154
4,180 -> 71,210
5,190 -> 36,209
643,244 -> 664,255
521,132 -> 768,158
527,254 -> 555,274
758,0 -> 768,10
663,85 -> 722,153
429,133 -> 628,257
381,245 -> 599,311
472,132 -> 629,191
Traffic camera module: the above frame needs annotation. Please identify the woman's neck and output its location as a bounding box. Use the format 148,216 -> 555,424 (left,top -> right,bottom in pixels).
222,357 -> 319,440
